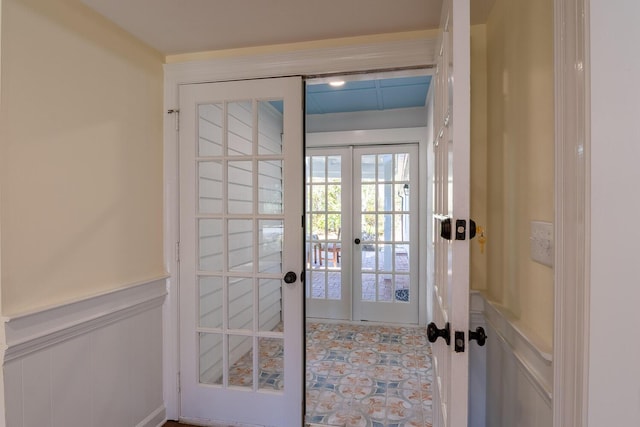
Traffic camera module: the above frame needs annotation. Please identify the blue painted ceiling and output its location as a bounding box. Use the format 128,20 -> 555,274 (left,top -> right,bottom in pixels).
306,75 -> 431,115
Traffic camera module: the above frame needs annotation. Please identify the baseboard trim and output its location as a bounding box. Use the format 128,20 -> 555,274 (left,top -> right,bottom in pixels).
139,405 -> 167,427
3,276 -> 168,361
481,294 -> 553,405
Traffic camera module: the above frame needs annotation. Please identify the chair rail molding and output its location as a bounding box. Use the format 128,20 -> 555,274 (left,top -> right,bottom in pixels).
553,0 -> 590,425
2,276 -> 167,427
2,276 -> 168,361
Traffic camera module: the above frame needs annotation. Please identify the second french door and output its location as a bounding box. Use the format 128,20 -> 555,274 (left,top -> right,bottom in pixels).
306,144 -> 419,324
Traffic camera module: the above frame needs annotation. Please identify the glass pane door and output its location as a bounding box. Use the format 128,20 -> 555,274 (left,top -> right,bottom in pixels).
179,77 -> 303,426
353,145 -> 419,324
305,148 -> 351,320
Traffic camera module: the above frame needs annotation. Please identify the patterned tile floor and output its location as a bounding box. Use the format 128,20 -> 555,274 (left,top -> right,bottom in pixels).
306,322 -> 433,427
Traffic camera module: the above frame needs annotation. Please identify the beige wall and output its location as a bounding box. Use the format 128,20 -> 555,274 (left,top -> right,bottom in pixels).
484,0 -> 555,346
0,0 -> 165,315
470,24 -> 488,292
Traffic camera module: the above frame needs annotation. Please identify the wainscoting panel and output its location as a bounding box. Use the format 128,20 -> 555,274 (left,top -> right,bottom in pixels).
479,293 -> 553,427
2,277 -> 167,427
469,291 -> 487,427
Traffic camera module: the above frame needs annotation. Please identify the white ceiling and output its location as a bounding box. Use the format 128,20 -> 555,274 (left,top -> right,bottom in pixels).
81,0 -> 496,56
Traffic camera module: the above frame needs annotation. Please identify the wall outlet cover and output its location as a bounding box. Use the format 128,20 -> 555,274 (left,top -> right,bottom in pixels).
530,221 -> 553,267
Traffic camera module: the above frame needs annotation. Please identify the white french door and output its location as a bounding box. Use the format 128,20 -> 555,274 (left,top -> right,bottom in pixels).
430,0 -> 471,426
305,144 -> 419,324
353,145 -> 419,324
178,77 -> 303,426
305,148 -> 351,320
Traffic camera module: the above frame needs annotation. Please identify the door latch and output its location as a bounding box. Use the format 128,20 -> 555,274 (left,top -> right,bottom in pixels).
451,219 -> 478,241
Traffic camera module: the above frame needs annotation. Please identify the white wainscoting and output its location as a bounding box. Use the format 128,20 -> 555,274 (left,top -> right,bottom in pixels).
2,277 -> 168,427
469,292 -> 487,427
472,291 -> 553,427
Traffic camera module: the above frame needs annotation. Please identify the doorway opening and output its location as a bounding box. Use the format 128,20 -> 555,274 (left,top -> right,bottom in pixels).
304,71 -> 435,426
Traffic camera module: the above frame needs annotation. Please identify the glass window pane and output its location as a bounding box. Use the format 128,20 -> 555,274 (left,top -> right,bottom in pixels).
259,278 -> 282,331
361,274 -> 376,301
327,184 -> 341,211
199,276 -> 223,329
327,272 -> 341,300
228,335 -> 253,388
228,161 -> 253,214
327,156 -> 341,183
379,244 -> 393,272
311,271 -> 326,298
198,104 -> 223,156
362,248 -> 375,272
311,185 -> 326,211
259,220 -> 283,273
361,184 -> 376,212
327,214 -> 341,237
396,275 -> 410,303
258,337 -> 284,390
228,219 -> 253,272
259,160 -> 283,214
378,183 -> 393,212
311,213 -> 326,241
199,219 -> 222,271
378,274 -> 393,302
311,157 -> 326,182
378,154 -> 393,182
361,214 -> 376,242
394,214 -> 410,243
228,277 -> 253,330
395,183 -> 410,211
227,101 -> 253,156
395,246 -> 410,272
361,155 -> 376,182
258,100 -> 283,155
199,161 -> 222,214
199,333 -> 223,385
395,153 -> 409,180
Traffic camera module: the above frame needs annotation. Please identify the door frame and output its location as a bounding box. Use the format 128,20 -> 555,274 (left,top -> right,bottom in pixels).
163,35 -> 438,419
162,25 -> 588,425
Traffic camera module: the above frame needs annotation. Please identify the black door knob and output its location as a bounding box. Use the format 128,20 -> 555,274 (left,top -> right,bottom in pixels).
427,322 -> 451,345
354,238 -> 361,244
283,271 -> 297,284
469,327 -> 487,346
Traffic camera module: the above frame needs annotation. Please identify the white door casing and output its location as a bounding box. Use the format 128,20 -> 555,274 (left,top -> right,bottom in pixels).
431,0 -> 471,426
178,77 -> 303,426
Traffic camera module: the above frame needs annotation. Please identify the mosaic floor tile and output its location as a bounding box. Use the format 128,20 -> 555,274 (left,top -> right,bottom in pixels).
306,322 -> 433,427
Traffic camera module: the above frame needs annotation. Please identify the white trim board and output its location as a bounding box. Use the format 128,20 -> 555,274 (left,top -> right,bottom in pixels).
553,0 -> 590,425
482,294 -> 553,404
3,276 -> 167,361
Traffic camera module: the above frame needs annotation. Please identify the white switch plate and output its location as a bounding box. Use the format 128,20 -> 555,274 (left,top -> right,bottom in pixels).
530,221 -> 553,267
